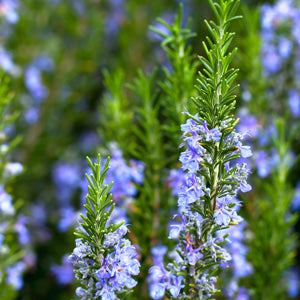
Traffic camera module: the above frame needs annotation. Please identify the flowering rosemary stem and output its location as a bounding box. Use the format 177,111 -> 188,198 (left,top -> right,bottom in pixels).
149,1 -> 252,299
69,155 -> 140,299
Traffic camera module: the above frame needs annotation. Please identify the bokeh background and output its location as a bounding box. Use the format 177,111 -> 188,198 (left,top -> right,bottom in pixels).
1,0 -> 300,299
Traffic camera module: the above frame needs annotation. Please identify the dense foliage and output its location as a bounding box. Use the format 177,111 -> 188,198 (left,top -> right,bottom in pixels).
0,0 -> 299,299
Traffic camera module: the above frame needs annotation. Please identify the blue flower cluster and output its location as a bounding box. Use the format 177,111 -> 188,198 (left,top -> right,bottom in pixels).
24,55 -> 54,124
219,222 -> 252,300
69,225 -> 140,300
285,267 -> 300,298
148,246 -> 184,299
0,0 -> 56,125
0,184 -> 14,215
79,148 -> 144,206
51,148 -> 143,286
52,147 -> 144,233
52,161 -> 82,232
104,148 -> 144,202
0,0 -> 18,24
0,0 -> 19,76
0,160 -> 27,291
261,0 -> 300,74
51,255 -> 75,285
149,115 -> 252,299
261,0 -> 300,117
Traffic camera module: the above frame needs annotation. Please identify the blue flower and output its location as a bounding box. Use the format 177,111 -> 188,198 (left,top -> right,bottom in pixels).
51,255 -> 74,285
291,183 -> 300,211
178,173 -> 204,205
70,224 -> 140,298
151,246 -> 168,264
278,37 -> 293,58
168,223 -> 182,239
104,148 -> 144,200
255,150 -> 271,178
25,106 -> 40,124
167,168 -> 186,196
203,120 -> 222,142
0,233 -> 4,247
237,112 -> 259,138
6,261 -> 26,290
4,162 -> 23,177
58,206 -> 77,232
240,182 -> 252,193
97,284 -> 116,300
149,283 -> 166,300
262,47 -> 281,74
0,0 -> 19,23
25,66 -> 48,101
185,241 -> 203,265
288,89 -> 300,117
52,161 -> 82,204
286,267 -> 300,298
236,287 -> 250,300
0,185 -> 14,215
0,46 -> 16,73
179,147 -> 200,173
214,196 -> 243,226
15,215 -> 31,245
169,275 -> 185,297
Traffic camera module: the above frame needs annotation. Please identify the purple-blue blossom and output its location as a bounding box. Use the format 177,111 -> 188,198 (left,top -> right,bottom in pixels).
0,185 -> 14,215
51,255 -> 74,285
219,222 -> 252,299
58,206 -> 77,232
286,267 -> 300,298
105,0 -> 126,36
157,114 -> 252,298
288,89 -> 300,117
15,215 -> 31,245
237,111 -> 259,138
0,46 -> 16,74
6,261 -> 26,290
24,56 -> 54,101
24,106 -> 40,124
52,161 -> 82,204
25,66 -> 48,101
0,233 -> 4,247
255,150 -> 271,178
167,168 -> 186,197
148,246 -> 185,300
103,148 -> 144,201
178,173 -> 204,207
262,46 -> 281,74
291,182 -> 300,211
235,287 -> 250,300
278,37 -> 293,58
260,0 -> 300,78
69,224 -> 140,299
0,0 -> 19,23
214,196 -> 243,226
4,162 -> 23,177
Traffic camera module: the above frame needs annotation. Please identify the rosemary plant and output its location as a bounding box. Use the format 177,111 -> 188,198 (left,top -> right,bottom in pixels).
128,70 -> 168,292
69,155 -> 140,299
150,4 -> 198,154
149,0 -> 252,299
236,1 -> 300,298
99,69 -> 134,157
0,73 -> 25,299
248,118 -> 298,300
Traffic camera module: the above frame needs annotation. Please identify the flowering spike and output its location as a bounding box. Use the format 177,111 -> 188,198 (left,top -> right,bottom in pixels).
70,154 -> 140,299
149,0 -> 251,299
